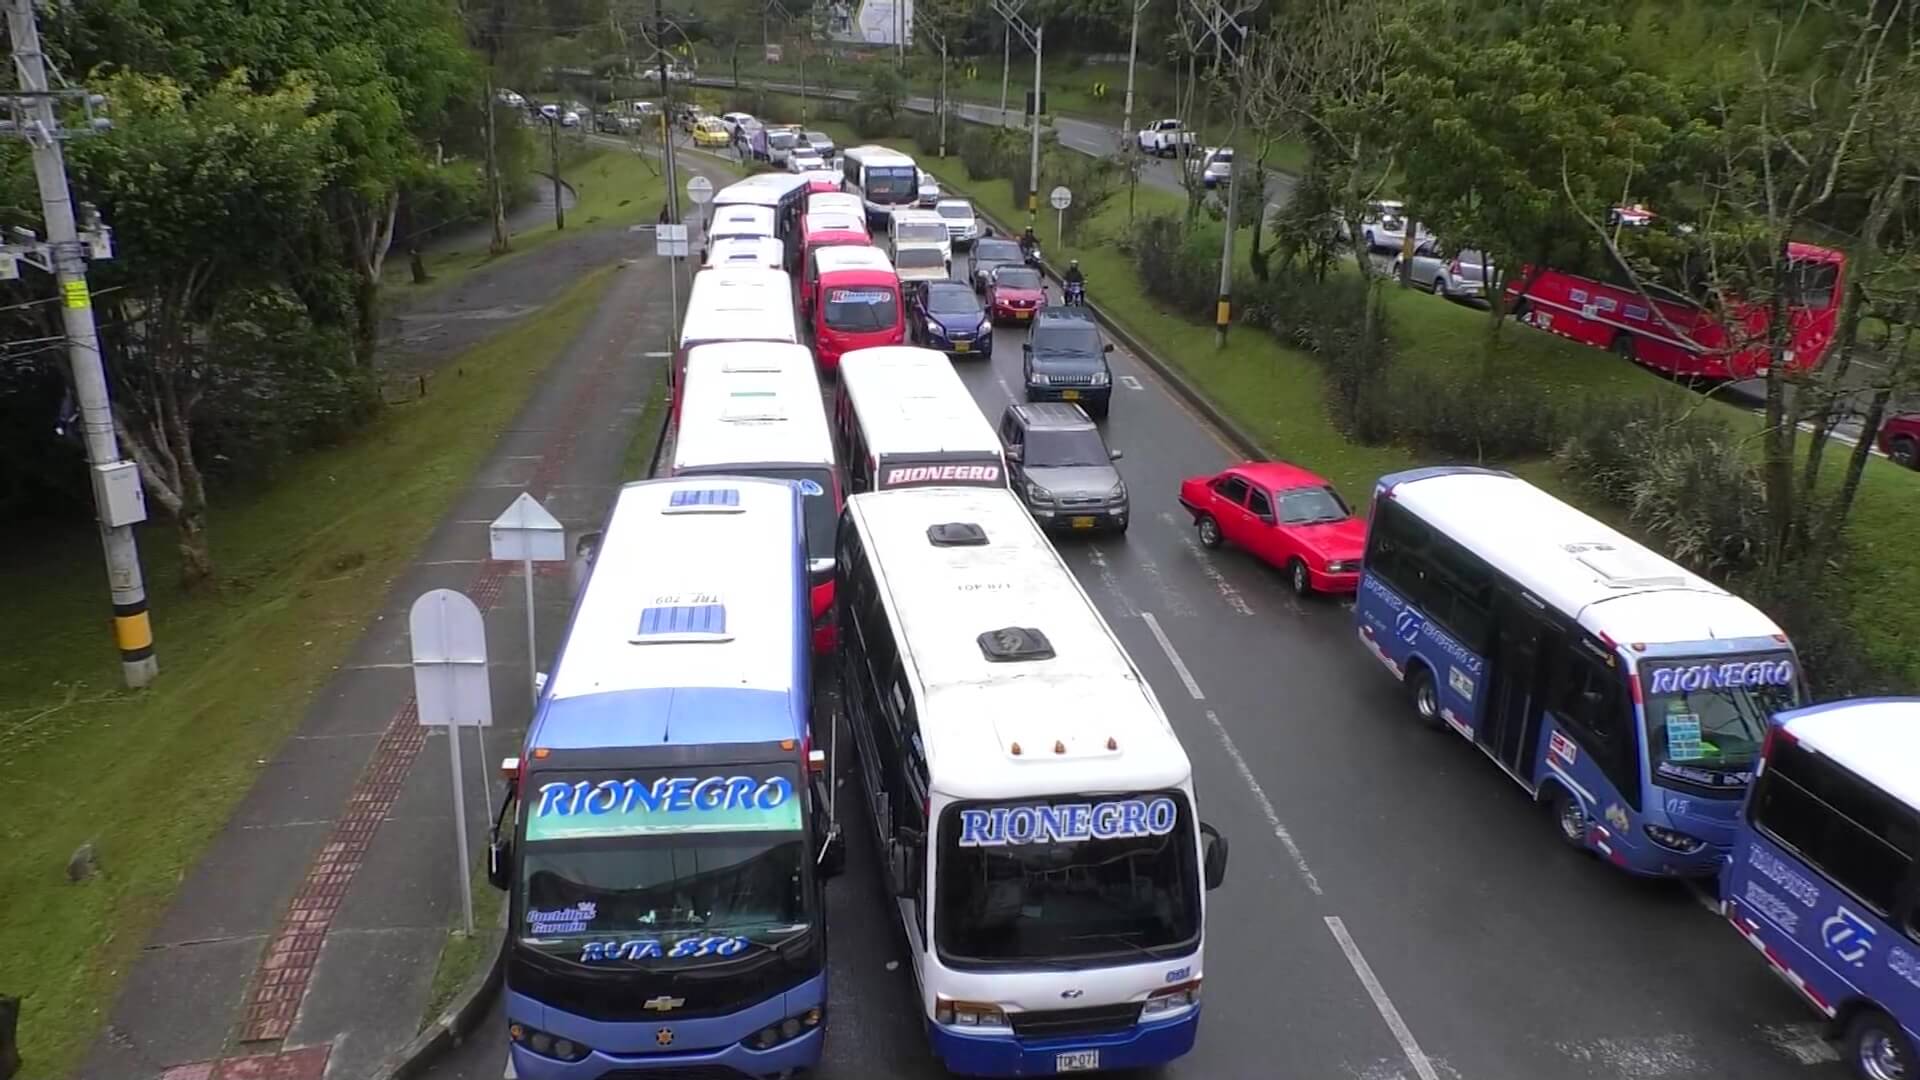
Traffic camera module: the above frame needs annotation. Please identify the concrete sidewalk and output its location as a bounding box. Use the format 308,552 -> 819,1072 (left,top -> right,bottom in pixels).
77,243 -> 675,1080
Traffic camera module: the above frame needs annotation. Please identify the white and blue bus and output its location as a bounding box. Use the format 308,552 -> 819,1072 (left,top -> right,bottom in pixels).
1721,699 -> 1920,1080
840,144 -> 919,226
836,485 -> 1229,1076
488,476 -> 841,1079
1353,466 -> 1803,877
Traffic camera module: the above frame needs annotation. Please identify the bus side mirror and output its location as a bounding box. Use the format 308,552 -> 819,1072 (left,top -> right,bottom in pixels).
1200,821 -> 1228,890
818,824 -> 846,879
1109,449 -> 1124,461
487,791 -> 517,892
887,841 -> 913,898
571,531 -> 604,597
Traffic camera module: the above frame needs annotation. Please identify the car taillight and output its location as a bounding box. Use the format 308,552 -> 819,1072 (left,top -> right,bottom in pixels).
1449,258 -> 1462,276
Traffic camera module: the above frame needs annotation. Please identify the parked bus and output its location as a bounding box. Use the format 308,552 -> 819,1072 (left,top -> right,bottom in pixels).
675,267 -> 798,413
1720,698 -> 1919,1080
489,475 -> 841,1080
1353,466 -> 1803,877
1507,242 -> 1845,380
836,484 -> 1228,1076
672,341 -> 841,652
841,145 -> 919,226
807,246 -> 904,371
835,346 -> 1007,493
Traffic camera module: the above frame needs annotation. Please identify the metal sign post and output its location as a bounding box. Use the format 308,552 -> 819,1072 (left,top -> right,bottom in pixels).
409,588 -> 494,936
1050,185 -> 1073,250
489,492 -> 568,713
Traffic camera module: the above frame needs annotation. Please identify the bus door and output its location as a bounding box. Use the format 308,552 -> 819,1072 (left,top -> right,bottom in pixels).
1483,589 -> 1558,779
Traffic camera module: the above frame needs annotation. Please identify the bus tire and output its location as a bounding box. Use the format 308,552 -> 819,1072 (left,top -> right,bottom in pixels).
1406,665 -> 1442,729
1890,435 -> 1917,469
1610,333 -> 1637,364
1549,785 -> 1588,848
1195,514 -> 1223,549
1845,1008 -> 1916,1080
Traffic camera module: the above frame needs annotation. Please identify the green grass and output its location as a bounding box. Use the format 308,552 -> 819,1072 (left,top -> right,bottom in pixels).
0,265 -> 621,1080
419,869 -> 508,1030
622,368 -> 671,481
791,104 -> 1920,689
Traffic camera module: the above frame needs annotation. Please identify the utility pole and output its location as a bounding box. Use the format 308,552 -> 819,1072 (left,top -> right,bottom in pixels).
926,27 -> 949,158
548,116 -> 566,230
1122,0 -> 1150,220
992,0 -> 1043,227
3,0 -> 158,688
1186,0 -> 1257,347
655,0 -> 680,226
1000,24 -> 1011,125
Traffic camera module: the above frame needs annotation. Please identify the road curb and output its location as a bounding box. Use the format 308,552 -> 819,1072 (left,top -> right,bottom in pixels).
963,200 -> 1268,461
373,918 -> 507,1080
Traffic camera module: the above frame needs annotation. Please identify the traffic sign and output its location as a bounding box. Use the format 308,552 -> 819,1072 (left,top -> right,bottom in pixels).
408,587 -> 491,935
686,175 -> 715,205
655,223 -> 689,258
1049,186 -> 1073,210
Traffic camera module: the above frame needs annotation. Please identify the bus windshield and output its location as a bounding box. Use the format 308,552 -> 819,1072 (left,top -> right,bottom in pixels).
863,166 -> 917,201
518,765 -> 810,958
824,287 -> 898,332
935,792 -> 1200,967
1641,653 -> 1800,784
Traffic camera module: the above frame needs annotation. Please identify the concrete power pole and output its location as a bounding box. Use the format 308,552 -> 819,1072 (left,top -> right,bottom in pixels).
655,0 -> 680,225
4,0 -> 158,688
993,1 -> 1043,225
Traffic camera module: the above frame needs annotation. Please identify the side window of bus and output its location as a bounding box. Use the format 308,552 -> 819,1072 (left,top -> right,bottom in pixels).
1552,654 -> 1638,802
1752,741 -> 1918,916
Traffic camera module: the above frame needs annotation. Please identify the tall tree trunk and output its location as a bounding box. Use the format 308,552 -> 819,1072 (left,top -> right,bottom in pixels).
348,190 -> 400,367
1759,238 -> 1798,572
175,503 -> 214,588
1799,174 -> 1903,500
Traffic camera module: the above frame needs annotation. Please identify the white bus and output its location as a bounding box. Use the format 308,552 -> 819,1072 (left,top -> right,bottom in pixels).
672,341 -> 840,651
834,347 -> 1007,493
841,145 -> 919,225
675,267 -> 798,413
836,485 -> 1228,1077
1353,466 -> 1803,878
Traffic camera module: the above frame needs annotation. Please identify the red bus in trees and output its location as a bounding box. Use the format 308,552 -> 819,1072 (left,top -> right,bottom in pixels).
1505,242 -> 1846,380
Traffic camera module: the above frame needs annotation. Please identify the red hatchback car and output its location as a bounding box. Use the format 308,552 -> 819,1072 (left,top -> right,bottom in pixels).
1877,413 -> 1920,468
1177,462 -> 1369,596
987,265 -> 1048,324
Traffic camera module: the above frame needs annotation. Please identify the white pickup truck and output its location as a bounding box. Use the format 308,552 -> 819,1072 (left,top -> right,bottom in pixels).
1136,118 -> 1197,158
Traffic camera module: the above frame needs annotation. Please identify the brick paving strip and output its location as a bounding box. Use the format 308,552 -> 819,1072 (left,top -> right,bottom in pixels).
162,270 -> 646,1075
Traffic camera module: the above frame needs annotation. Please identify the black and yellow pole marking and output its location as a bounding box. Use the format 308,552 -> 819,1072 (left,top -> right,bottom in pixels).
1216,296 -> 1231,338
113,598 -> 155,663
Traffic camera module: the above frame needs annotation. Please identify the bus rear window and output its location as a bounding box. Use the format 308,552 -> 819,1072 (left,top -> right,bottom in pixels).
824,288 -> 897,332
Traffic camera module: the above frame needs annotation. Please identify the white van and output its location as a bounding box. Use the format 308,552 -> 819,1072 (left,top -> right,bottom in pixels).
889,208 -> 952,275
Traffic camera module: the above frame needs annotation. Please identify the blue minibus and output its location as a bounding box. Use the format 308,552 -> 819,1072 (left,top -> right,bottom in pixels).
487,476 -> 842,1079
1354,467 -> 1803,876
1722,699 -> 1919,1080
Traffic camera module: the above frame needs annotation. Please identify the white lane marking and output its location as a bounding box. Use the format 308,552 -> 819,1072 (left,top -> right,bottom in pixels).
1165,513 -> 1257,617
1082,544 -> 1139,618
1119,374 -> 1143,390
1553,1034 -> 1702,1077
995,375 -> 1018,403
1683,880 -> 1722,915
644,350 -> 672,358
1205,708 -> 1322,896
1326,916 -> 1441,1080
1140,612 -> 1204,700
1754,1022 -> 1841,1065
1127,543 -> 1197,618
504,1052 -> 518,1079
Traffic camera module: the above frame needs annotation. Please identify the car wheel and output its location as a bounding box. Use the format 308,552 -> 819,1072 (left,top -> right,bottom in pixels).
1196,515 -> 1222,549
1433,276 -> 1449,298
1365,229 -> 1377,250
1846,1008 -> 1917,1080
1890,435 -> 1918,469
1406,665 -> 1442,729
1550,786 -> 1589,848
1289,559 -> 1313,597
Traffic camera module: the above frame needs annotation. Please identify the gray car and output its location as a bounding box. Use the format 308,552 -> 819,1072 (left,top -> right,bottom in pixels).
998,403 -> 1128,534
1395,239 -> 1494,301
969,237 -> 1025,293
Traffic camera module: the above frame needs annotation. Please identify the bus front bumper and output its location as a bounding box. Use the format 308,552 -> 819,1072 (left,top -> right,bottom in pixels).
506,977 -> 825,1080
926,1006 -> 1199,1077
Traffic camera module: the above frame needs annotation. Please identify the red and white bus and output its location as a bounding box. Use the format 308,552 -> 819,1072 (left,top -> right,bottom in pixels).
798,211 -> 872,320
806,246 -> 904,372
1507,242 -> 1845,380
673,341 -> 841,652
834,347 -> 1007,494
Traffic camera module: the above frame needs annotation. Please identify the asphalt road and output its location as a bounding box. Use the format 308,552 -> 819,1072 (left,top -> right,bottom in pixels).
423,253 -> 1852,1080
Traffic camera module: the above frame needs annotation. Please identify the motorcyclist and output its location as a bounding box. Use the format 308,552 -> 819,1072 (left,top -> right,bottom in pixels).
1020,225 -> 1039,261
1063,259 -> 1086,304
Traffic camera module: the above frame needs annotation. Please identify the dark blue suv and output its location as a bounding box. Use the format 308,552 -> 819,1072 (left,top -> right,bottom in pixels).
1022,309 -> 1114,418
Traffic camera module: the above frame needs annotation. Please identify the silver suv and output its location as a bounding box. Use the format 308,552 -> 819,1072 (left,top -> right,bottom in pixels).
998,403 -> 1128,534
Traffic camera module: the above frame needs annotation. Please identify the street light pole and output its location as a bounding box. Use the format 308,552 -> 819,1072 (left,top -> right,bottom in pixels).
1122,0 -> 1149,220
938,32 -> 949,158
655,0 -> 680,226
1000,25 -> 1011,124
1185,0 -> 1257,348
1029,24 -> 1043,226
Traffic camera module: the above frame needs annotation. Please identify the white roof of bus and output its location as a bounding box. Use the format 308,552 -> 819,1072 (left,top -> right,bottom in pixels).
1388,471 -> 1784,645
814,246 -> 896,275
705,236 -> 785,270
848,486 -> 1189,800
845,145 -> 915,167
674,343 -> 833,471
808,192 -> 863,216
803,211 -> 866,236
709,205 -> 778,237
1782,699 -> 1920,811
547,476 -> 801,701
680,268 -> 796,347
839,348 -> 1001,458
713,173 -> 808,206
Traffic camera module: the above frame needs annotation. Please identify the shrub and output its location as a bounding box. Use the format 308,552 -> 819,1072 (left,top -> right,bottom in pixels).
1374,368 -> 1561,461
1128,213 -> 1221,316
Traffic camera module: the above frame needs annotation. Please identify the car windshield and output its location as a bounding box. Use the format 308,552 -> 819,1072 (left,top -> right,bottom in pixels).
935,792 -> 1201,967
823,287 -> 898,332
1026,427 -> 1110,467
975,240 -> 1021,264
937,203 -> 973,220
926,286 -> 980,315
1214,150 -> 1233,163
1787,259 -> 1841,310
898,223 -> 948,244
805,132 -> 830,145
995,268 -> 1042,290
1031,322 -> 1102,355
1276,485 -> 1350,524
769,132 -> 796,148
1641,653 -> 1801,783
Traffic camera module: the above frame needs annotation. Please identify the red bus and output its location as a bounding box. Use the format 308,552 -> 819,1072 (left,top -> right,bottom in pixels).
1506,242 -> 1845,380
805,246 -> 904,372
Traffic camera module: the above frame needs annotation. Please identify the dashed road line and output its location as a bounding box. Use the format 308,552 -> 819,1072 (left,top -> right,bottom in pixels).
1140,612 -> 1204,700
1082,544 -> 1139,619
1326,916 -> 1441,1080
1204,708 -> 1322,896
1164,512 -> 1257,616
1119,374 -> 1143,390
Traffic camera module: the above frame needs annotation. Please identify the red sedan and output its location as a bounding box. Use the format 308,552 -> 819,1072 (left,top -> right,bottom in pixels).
1878,413 -> 1920,468
1177,462 -> 1369,596
987,265 -> 1048,324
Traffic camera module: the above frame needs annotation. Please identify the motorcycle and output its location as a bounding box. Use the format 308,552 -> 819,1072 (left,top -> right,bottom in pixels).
1063,279 -> 1087,307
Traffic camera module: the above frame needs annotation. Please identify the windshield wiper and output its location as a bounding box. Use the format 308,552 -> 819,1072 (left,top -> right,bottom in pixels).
1064,931 -> 1173,961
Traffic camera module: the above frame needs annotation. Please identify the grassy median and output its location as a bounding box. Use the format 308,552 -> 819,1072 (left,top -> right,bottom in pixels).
0,265 -> 619,1078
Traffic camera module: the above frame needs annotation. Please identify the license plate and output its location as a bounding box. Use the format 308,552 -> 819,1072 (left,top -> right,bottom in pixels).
1016,309 -> 1032,320
954,340 -> 970,352
1056,1051 -> 1100,1072
1071,516 -> 1096,529
1061,389 -> 1080,400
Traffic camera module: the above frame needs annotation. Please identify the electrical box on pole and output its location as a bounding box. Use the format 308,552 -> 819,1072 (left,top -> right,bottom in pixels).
1024,90 -> 1046,116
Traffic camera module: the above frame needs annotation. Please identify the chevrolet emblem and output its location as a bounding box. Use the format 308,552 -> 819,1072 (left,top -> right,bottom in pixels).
655,1027 -> 675,1046
644,995 -> 685,1012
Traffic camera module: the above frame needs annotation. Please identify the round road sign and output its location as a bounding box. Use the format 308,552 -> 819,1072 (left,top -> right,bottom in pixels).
1049,185 -> 1073,211
686,175 -> 715,205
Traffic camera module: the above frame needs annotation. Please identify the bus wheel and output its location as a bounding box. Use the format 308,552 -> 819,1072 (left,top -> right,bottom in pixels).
1406,666 -> 1441,729
1846,1009 -> 1916,1080
1550,787 -> 1588,847
1890,436 -> 1917,469
1610,333 -> 1637,364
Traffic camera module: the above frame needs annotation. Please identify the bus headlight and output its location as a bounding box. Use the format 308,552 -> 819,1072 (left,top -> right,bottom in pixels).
1644,824 -> 1706,854
1141,978 -> 1202,1017
744,1005 -> 825,1050
510,1021 -> 592,1062
935,996 -> 1010,1029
